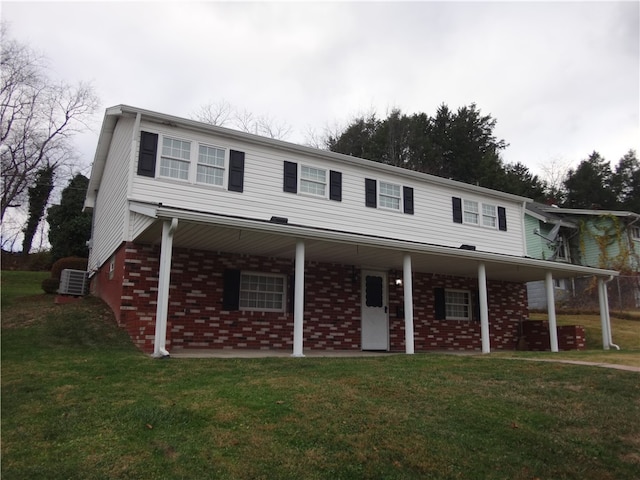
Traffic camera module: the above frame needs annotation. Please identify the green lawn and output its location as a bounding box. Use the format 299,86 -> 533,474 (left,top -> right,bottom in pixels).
2,271 -> 640,479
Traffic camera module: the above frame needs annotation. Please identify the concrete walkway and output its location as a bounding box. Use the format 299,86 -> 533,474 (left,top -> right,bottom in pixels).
509,357 -> 640,372
168,349 -> 640,371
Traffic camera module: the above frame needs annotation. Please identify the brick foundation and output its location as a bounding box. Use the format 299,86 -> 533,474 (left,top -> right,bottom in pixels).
92,242 -> 532,354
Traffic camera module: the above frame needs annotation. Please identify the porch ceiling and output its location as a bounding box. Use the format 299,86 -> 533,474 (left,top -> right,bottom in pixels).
133,213 -> 618,284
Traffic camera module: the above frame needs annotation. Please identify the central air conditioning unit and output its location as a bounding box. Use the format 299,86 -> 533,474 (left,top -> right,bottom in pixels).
58,269 -> 89,296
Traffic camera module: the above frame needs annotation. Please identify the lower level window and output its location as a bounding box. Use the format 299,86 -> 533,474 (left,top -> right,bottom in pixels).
445,290 -> 471,320
240,273 -> 286,311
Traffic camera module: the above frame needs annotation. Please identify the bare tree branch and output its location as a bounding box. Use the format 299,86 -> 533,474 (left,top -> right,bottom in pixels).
0,23 -> 100,224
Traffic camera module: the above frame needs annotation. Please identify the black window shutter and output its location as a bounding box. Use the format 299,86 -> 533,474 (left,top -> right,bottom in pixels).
498,206 -> 507,231
222,269 -> 241,311
329,170 -> 342,201
403,186 -> 414,214
137,131 -> 158,177
283,161 -> 297,193
365,178 -> 377,208
228,150 -> 245,192
452,197 -> 463,223
434,288 -> 446,320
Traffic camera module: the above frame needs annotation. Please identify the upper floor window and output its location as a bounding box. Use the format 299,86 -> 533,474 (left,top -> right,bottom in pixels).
463,200 -> 479,224
283,161 -> 342,201
453,197 -> 506,231
197,144 -> 225,186
160,137 -> 190,181
137,131 -> 245,192
379,182 -> 401,210
300,165 -> 327,197
365,178 -> 414,214
632,226 -> 640,241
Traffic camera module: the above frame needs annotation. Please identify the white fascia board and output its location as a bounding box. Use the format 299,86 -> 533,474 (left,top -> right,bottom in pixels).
154,204 -> 618,279
111,104 -> 532,205
129,201 -> 158,218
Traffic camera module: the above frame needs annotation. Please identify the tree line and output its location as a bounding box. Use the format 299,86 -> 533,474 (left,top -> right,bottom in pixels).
324,105 -> 639,212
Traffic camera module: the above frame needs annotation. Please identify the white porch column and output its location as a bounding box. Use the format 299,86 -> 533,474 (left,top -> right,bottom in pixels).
402,253 -> 415,355
153,218 -> 178,358
478,262 -> 490,354
598,277 -> 610,350
292,240 -> 305,357
545,271 -> 559,352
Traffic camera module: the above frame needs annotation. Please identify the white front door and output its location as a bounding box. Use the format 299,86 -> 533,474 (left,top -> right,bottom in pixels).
361,270 -> 389,350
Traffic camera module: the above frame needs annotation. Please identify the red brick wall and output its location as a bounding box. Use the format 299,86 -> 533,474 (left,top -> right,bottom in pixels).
521,320 -> 586,351
94,242 -> 530,353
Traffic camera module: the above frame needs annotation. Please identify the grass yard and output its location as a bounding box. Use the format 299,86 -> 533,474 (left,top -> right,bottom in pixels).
2,271 -> 640,479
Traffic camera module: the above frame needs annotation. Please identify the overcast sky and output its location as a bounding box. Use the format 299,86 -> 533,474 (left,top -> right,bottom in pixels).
3,0 -> 639,180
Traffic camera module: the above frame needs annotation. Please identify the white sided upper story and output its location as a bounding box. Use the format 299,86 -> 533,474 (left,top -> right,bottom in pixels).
85,105 -> 532,272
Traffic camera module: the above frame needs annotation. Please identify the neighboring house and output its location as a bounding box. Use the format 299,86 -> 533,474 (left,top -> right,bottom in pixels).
84,105 -> 619,357
525,203 -> 640,309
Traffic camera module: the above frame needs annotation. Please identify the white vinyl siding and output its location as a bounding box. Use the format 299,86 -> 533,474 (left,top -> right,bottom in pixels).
130,120 -> 527,257
239,273 -> 286,311
300,165 -> 326,197
87,116 -> 135,273
445,290 -> 471,320
379,182 -> 401,210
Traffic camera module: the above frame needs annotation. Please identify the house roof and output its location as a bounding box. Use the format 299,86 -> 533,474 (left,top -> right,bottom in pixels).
85,104 -> 533,209
536,206 -> 640,219
525,202 -> 578,228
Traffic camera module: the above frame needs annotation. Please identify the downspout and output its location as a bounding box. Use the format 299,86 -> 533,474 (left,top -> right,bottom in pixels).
604,275 -> 620,350
153,217 -> 178,358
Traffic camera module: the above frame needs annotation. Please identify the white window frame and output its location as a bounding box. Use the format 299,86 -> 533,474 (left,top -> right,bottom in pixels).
159,136 -> 191,181
463,199 -> 498,229
445,289 -> 471,320
299,165 -> 327,198
482,203 -> 497,228
631,226 -> 640,241
378,181 -> 401,211
154,133 -> 229,188
196,143 -> 227,187
239,272 -> 287,312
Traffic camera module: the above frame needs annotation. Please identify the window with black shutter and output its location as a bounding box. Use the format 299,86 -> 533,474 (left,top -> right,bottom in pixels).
498,206 -> 507,231
329,170 -> 342,201
283,161 -> 298,193
403,186 -> 414,214
452,197 -> 463,223
137,131 -> 158,177
222,269 -> 241,311
228,150 -> 245,192
365,178 -> 377,208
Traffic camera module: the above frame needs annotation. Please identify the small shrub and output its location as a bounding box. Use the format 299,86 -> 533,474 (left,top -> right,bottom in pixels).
41,277 -> 60,294
51,257 -> 88,281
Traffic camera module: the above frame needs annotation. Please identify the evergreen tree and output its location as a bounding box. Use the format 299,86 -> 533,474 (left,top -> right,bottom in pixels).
563,152 -> 617,209
611,150 -> 640,212
47,174 -> 91,261
21,165 -> 54,254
